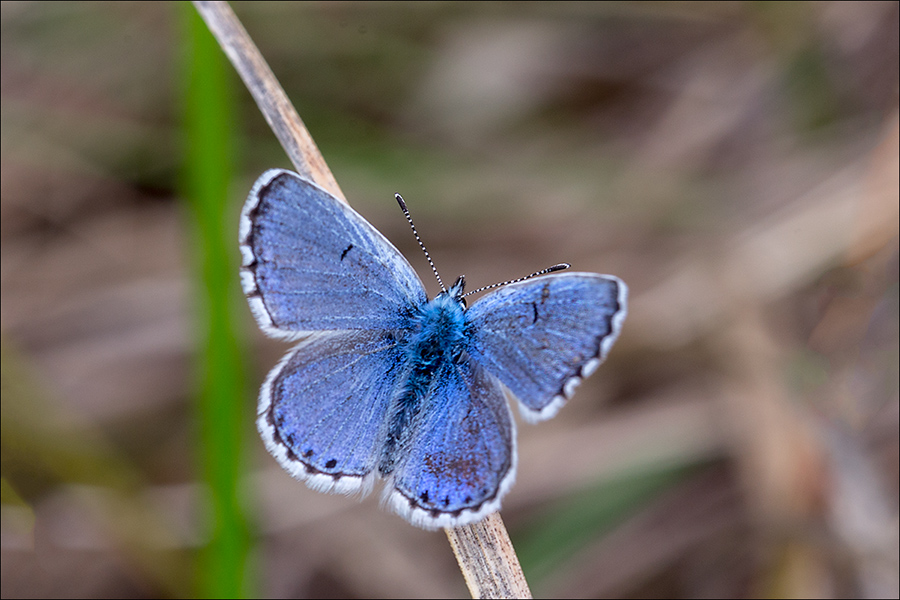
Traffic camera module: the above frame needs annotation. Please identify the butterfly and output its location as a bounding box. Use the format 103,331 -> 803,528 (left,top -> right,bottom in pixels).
240,169 -> 627,529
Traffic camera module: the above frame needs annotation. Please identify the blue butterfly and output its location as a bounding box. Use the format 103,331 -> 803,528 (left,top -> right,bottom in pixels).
240,169 -> 627,529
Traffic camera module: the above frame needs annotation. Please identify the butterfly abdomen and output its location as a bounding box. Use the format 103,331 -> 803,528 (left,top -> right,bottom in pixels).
380,292 -> 469,475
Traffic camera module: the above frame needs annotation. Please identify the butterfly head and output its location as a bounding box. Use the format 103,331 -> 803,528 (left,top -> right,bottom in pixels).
422,275 -> 468,315
445,275 -> 467,308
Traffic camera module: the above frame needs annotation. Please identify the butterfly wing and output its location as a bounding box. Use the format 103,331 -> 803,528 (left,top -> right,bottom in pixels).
386,358 -> 515,529
258,329 -> 404,494
240,169 -> 427,339
467,273 -> 627,422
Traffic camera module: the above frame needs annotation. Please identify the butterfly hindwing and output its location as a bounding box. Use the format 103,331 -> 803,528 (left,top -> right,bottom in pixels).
240,169 -> 427,339
258,329 -> 403,495
386,357 -> 515,529
467,273 -> 627,422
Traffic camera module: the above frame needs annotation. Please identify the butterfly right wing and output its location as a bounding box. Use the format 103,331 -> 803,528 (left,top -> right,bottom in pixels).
258,329 -> 404,495
386,357 -> 515,529
467,273 -> 627,422
240,169 -> 427,339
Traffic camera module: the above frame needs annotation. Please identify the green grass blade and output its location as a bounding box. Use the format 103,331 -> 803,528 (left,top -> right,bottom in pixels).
180,4 -> 254,597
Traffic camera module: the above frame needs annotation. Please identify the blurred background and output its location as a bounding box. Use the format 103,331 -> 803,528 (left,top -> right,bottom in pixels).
2,2 -> 898,598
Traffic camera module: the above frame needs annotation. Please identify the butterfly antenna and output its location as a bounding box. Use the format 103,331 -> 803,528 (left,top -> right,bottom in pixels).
462,263 -> 571,298
395,193 -> 445,292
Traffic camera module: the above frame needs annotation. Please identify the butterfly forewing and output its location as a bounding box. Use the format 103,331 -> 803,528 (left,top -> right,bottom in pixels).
241,169 -> 427,339
467,273 -> 627,422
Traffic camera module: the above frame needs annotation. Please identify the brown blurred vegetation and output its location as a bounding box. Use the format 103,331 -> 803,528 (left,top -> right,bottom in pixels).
2,2 -> 898,598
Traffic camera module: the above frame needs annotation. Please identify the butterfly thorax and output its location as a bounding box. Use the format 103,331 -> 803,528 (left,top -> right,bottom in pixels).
380,278 -> 469,475
409,290 -> 467,360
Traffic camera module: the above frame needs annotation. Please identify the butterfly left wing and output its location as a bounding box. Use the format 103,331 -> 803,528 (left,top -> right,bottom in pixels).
240,169 -> 427,339
467,273 -> 627,422
258,329 -> 403,495
386,358 -> 515,529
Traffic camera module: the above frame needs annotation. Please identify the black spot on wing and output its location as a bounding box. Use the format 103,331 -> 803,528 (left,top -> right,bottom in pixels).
266,401 -> 350,481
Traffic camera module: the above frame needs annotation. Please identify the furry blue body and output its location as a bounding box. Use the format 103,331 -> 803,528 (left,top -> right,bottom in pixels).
380,279 -> 468,475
